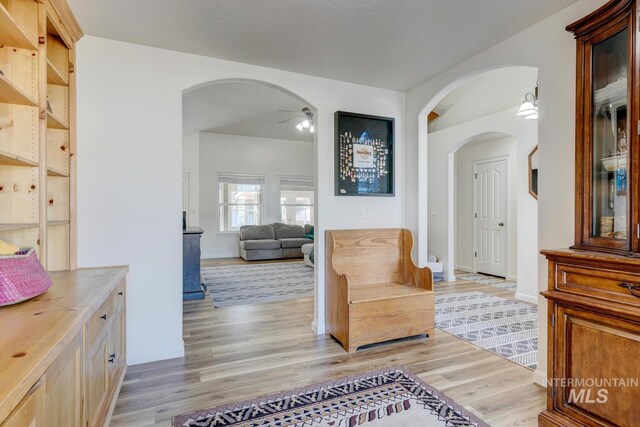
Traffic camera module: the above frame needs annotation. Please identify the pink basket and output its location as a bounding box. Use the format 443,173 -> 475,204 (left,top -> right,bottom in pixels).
0,248 -> 52,306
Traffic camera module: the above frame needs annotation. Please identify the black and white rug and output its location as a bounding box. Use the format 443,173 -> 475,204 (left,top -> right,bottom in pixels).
455,273 -> 518,292
202,262 -> 314,308
173,367 -> 488,427
435,291 -> 538,369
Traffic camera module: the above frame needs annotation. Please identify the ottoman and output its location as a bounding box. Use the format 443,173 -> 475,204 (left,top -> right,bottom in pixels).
301,243 -> 314,267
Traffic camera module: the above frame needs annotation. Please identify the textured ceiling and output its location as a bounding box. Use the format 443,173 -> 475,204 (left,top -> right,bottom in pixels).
183,81 -> 314,142
68,0 -> 577,91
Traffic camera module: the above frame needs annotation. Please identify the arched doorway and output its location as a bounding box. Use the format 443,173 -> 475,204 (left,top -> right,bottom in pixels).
181,78 -> 319,318
417,66 -> 539,301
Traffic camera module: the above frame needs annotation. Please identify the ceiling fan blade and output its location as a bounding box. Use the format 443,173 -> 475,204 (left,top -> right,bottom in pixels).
278,118 -> 295,124
278,109 -> 298,113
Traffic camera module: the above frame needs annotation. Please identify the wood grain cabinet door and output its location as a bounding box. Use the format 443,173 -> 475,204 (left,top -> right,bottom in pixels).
44,333 -> 84,427
0,378 -> 46,427
553,304 -> 640,426
108,308 -> 125,384
86,337 -> 109,427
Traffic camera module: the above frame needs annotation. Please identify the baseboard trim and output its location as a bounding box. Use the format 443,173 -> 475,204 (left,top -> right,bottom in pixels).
507,274 -> 518,282
533,369 -> 547,387
127,342 -> 185,366
445,273 -> 456,282
455,265 -> 474,273
515,293 -> 538,305
311,320 -> 318,334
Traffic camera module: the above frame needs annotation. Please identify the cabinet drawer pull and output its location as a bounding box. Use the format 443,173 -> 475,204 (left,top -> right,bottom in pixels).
108,353 -> 116,363
100,314 -> 107,320
118,291 -> 123,296
618,283 -> 640,298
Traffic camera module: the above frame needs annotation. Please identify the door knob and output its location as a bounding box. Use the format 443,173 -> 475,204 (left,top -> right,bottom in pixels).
498,222 -> 505,227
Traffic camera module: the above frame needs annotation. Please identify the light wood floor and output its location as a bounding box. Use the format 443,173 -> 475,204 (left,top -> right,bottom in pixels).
111,263 -> 545,426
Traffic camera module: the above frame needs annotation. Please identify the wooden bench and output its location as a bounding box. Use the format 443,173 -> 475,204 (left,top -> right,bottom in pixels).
325,228 -> 435,352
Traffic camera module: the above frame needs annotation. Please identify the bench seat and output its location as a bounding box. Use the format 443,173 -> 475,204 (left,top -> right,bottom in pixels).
326,228 -> 435,352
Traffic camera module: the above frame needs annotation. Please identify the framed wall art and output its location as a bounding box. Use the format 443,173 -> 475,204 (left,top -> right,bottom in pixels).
335,111 -> 394,196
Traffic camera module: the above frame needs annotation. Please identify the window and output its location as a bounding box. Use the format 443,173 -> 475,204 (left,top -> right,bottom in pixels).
218,175 -> 265,231
280,177 -> 314,226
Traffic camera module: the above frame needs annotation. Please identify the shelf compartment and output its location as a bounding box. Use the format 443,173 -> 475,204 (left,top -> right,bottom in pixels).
0,2 -> 37,51
48,220 -> 69,226
47,166 -> 68,177
46,175 -> 69,223
0,226 -> 39,256
0,72 -> 37,106
0,222 -> 37,231
47,59 -> 68,86
47,112 -> 67,130
47,221 -> 69,271
0,147 -> 37,167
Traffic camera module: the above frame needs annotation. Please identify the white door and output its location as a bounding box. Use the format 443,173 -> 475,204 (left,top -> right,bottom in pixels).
474,159 -> 507,277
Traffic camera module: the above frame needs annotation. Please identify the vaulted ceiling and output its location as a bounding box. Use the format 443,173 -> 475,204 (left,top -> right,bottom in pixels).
68,0 -> 577,91
183,81 -> 313,141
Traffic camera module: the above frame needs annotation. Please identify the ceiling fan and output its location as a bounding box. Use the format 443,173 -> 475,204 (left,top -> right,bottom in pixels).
278,107 -> 315,132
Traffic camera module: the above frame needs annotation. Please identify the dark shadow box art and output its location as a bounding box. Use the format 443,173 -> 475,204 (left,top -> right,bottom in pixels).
335,111 -> 394,196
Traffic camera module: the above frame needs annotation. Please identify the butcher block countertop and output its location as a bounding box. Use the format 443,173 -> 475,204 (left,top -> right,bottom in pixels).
0,267 -> 127,422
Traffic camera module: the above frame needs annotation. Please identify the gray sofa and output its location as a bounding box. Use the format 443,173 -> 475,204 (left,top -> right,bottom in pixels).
239,223 -> 313,261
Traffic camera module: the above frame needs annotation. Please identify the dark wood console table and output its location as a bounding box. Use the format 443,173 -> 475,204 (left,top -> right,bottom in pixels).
183,226 -> 205,300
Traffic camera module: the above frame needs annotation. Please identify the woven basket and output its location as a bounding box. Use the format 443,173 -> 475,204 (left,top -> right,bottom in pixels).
0,248 -> 52,306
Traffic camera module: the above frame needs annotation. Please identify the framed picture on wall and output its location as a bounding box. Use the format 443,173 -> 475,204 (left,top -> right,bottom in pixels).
335,111 -> 394,196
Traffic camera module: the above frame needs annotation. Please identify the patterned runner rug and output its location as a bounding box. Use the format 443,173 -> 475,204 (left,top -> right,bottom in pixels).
173,367 -> 488,427
435,291 -> 538,369
202,262 -> 314,308
455,273 -> 518,292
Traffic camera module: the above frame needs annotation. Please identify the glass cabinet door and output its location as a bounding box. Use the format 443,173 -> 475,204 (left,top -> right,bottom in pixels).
592,28 -> 629,243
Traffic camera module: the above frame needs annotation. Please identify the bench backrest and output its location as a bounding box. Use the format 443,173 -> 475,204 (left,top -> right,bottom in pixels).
326,228 -> 412,286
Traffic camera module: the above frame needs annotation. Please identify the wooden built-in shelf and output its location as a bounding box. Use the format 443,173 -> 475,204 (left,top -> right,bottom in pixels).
0,148 -> 38,167
47,112 -> 68,130
0,3 -> 37,51
47,166 -> 68,177
47,60 -> 68,86
0,73 -> 38,107
47,220 -> 69,226
0,223 -> 38,232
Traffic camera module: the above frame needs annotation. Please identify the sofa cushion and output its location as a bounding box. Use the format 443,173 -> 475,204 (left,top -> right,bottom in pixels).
279,237 -> 313,249
239,239 -> 281,250
239,224 -> 275,241
273,222 -> 305,239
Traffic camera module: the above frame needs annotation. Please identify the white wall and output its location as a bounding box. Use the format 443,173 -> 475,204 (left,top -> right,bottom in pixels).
427,109 -> 537,299
76,36 -> 405,364
455,136 -> 518,280
195,132 -> 314,258
182,132 -> 200,227
404,0 -> 607,384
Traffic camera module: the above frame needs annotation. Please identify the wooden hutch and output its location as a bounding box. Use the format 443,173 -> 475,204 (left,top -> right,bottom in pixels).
541,0 -> 640,426
0,1 -> 127,427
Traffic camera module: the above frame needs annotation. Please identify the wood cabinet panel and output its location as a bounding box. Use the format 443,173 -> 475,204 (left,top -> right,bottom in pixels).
44,332 -> 83,427
0,379 -> 45,427
86,338 -> 108,427
553,305 -> 640,427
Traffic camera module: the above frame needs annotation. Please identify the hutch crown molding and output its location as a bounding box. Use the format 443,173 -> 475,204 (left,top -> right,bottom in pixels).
541,0 -> 640,426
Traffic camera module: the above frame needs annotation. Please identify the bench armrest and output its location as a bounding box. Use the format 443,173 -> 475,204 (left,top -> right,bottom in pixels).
405,260 -> 433,291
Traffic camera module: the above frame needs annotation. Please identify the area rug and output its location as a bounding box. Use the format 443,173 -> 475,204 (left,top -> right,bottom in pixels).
455,272 -> 518,292
172,367 -> 488,427
202,262 -> 313,308
435,291 -> 538,370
